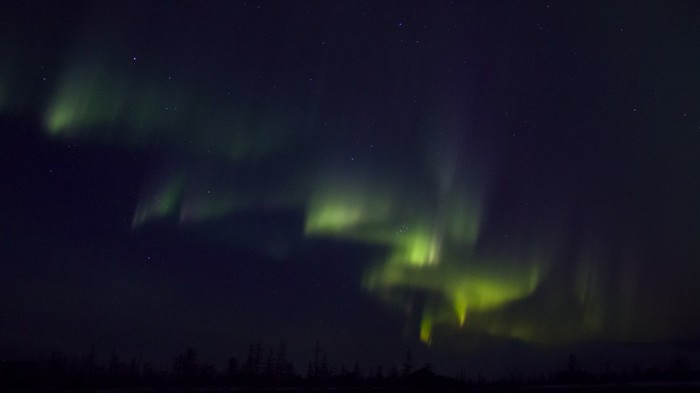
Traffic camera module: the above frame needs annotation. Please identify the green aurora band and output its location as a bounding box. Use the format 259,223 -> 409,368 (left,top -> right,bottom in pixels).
0,60 -> 657,348
44,62 -> 296,161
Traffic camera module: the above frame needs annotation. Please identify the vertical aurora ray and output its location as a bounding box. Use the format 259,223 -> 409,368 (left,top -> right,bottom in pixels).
132,172 -> 185,228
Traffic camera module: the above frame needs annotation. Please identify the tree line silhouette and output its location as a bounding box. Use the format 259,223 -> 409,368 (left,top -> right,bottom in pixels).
0,342 -> 427,389
1,343 -> 698,389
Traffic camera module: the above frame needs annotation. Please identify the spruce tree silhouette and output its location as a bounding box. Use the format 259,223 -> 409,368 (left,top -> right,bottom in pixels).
172,347 -> 197,384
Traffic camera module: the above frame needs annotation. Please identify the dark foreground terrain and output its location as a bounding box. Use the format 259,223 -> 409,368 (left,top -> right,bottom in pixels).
5,384 -> 700,393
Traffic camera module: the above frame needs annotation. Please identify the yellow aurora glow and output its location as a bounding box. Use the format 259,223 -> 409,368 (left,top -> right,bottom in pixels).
302,166 -> 547,344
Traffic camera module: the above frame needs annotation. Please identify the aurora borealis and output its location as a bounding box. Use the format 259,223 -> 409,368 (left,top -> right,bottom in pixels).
3,0 -> 700,377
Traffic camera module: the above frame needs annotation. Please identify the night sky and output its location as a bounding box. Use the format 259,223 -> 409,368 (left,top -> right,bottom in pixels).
2,0 -> 700,378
